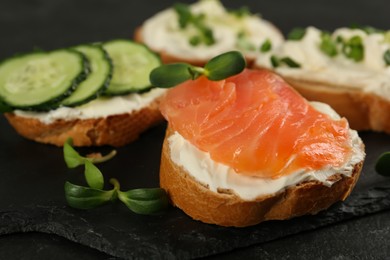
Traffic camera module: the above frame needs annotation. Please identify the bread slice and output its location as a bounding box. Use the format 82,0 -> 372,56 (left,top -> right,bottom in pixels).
160,125 -> 364,227
5,98 -> 163,147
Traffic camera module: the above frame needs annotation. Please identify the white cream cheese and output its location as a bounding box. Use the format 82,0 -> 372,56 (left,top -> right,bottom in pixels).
168,102 -> 365,201
255,26 -> 390,100
141,0 -> 283,61
14,88 -> 166,124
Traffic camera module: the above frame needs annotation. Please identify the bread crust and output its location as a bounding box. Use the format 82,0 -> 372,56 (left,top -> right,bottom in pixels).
252,68 -> 390,134
5,99 -> 163,147
160,126 -> 364,227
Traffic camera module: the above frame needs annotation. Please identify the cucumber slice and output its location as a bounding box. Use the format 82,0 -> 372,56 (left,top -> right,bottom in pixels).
0,49 -> 88,110
60,44 -> 112,107
103,40 -> 161,95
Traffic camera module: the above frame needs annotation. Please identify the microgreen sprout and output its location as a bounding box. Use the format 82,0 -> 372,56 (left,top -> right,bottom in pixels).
375,152 -> 390,176
63,138 -> 116,168
341,35 -> 364,62
63,138 -> 169,215
288,27 -> 306,41
270,55 -> 301,68
319,32 -> 338,57
174,3 -> 215,46
150,51 -> 246,88
383,49 -> 390,66
260,39 -> 272,53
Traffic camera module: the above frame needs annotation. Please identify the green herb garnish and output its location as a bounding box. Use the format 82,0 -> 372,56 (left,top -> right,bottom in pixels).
288,27 -> 306,40
342,35 -> 364,62
63,138 -> 116,168
236,31 -> 256,51
150,51 -> 246,88
270,55 -> 280,67
174,3 -> 215,46
375,152 -> 390,176
270,56 -> 301,68
383,49 -> 390,66
63,138 -> 169,215
320,32 -> 338,57
260,39 -> 272,53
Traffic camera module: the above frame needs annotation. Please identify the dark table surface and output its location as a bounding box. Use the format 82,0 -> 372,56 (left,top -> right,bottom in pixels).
1,0 -> 390,259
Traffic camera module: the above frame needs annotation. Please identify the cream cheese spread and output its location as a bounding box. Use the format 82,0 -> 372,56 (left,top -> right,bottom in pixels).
168,101 -> 365,201
141,0 -> 283,61
255,26 -> 390,100
14,88 -> 166,124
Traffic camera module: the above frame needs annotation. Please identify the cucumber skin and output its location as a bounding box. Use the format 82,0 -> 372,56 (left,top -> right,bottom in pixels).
0,49 -> 90,112
62,44 -> 113,107
102,39 -> 162,96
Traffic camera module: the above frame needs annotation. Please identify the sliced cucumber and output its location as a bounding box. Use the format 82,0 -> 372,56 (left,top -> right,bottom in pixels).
0,49 -> 88,110
60,44 -> 112,107
102,40 -> 161,95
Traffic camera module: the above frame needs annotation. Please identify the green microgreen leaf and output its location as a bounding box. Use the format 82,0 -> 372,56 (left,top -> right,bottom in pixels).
260,39 -> 272,53
84,160 -> 104,190
204,51 -> 246,81
174,3 -> 192,28
288,27 -> 306,40
64,181 -> 116,209
280,57 -> 301,68
236,31 -> 256,51
270,55 -> 280,68
375,152 -> 390,176
118,188 -> 170,215
270,56 -> 301,68
320,32 -> 338,57
150,63 -> 197,88
63,138 -> 116,168
173,2 -> 215,46
342,35 -> 364,62
64,138 -> 85,168
150,51 -> 245,88
383,49 -> 390,66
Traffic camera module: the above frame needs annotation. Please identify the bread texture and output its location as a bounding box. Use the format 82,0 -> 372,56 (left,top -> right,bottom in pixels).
5,99 -> 163,147
278,77 -> 390,133
160,126 -> 364,227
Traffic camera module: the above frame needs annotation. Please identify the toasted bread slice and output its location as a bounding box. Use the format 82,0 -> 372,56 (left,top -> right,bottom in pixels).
160,125 -> 364,227
5,98 -> 163,147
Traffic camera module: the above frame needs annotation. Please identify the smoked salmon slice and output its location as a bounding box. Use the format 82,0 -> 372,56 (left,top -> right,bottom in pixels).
160,69 -> 352,178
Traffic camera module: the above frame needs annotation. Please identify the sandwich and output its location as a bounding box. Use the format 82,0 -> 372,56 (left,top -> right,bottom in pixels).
254,26 -> 390,133
0,40 -> 164,146
135,0 -> 283,66
158,67 -> 365,227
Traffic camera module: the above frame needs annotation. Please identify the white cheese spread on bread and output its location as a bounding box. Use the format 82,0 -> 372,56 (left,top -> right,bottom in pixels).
255,26 -> 390,100
141,0 -> 283,61
168,101 -> 365,200
13,88 -> 166,124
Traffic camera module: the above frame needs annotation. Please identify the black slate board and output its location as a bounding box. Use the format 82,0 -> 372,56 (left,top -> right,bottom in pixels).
1,115 -> 390,259
1,0 -> 390,259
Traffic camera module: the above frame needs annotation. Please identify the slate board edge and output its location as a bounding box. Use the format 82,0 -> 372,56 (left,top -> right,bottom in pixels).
0,183 -> 389,259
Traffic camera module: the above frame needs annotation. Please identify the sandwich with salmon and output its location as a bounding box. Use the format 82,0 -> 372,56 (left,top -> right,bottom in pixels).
135,0 -> 283,66
152,52 -> 365,227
